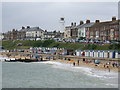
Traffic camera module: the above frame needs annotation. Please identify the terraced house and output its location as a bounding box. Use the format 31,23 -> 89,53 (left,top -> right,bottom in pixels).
64,20 -> 94,40
64,22 -> 77,39
77,20 -> 94,39
86,17 -> 120,41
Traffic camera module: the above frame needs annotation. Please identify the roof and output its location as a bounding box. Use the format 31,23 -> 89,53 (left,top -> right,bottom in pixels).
19,27 -> 44,32
91,20 -> 119,28
65,26 -> 72,28
76,23 -> 94,29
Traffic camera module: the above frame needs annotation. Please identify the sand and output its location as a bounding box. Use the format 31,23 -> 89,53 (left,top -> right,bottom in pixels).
50,59 -> 119,72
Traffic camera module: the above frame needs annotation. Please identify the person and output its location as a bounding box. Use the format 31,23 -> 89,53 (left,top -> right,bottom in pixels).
106,65 -> 110,72
104,64 -> 106,68
83,58 -> 85,62
112,62 -> 115,67
78,60 -> 80,66
73,62 -> 75,66
108,68 -> 110,72
82,52 -> 85,56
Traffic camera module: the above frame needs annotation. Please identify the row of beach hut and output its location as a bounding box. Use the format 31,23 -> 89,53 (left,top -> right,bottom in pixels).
29,47 -> 120,59
75,50 -> 120,59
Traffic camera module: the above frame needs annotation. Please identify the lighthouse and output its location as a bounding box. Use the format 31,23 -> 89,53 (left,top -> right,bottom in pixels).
59,17 -> 65,32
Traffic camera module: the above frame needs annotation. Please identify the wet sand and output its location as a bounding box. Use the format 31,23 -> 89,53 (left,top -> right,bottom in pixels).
50,59 -> 119,72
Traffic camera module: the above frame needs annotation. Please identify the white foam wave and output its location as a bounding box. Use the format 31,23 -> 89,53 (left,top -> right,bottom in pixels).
34,61 -> 118,79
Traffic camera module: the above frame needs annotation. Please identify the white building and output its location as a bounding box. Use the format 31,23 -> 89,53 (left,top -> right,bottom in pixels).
76,20 -> 94,39
0,33 -> 4,40
25,26 -> 44,40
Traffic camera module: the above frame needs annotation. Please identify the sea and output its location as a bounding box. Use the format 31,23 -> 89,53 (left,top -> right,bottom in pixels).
0,56 -> 119,88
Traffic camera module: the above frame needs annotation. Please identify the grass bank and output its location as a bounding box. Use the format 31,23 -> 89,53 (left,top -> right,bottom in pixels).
1,40 -> 120,51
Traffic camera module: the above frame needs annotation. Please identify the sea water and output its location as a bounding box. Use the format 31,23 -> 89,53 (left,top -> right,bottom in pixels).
1,57 -> 119,88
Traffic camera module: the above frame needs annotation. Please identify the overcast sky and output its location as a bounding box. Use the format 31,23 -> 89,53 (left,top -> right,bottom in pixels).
2,2 -> 118,32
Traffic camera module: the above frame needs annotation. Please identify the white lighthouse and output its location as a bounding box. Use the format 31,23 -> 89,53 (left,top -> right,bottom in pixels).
59,17 -> 65,32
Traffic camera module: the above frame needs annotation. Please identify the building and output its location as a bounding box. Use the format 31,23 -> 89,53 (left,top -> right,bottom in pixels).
64,22 -> 78,40
70,22 -> 78,39
0,33 -> 4,40
76,20 -> 94,40
64,25 -> 72,39
86,17 -> 119,41
3,29 -> 18,40
25,26 -> 44,40
64,20 -> 94,40
17,26 -> 27,40
44,30 -> 63,40
3,27 -> 26,41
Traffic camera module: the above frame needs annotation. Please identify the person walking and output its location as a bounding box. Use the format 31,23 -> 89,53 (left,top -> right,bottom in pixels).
73,62 -> 75,66
78,60 -> 80,66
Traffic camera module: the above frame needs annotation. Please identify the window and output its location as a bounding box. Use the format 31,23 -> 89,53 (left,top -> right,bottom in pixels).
96,31 -> 99,36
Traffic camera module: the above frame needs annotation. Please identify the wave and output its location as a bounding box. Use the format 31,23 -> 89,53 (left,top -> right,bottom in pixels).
32,61 -> 118,79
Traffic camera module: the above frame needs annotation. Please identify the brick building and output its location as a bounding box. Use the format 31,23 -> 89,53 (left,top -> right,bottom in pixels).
86,17 -> 120,41
64,22 -> 78,40
3,29 -> 18,40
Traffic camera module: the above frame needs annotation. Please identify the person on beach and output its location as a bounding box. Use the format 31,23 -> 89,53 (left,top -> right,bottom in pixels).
106,65 -> 110,72
78,60 -> 80,66
104,64 -> 106,68
112,62 -> 115,67
82,52 -> 85,56
73,62 -> 75,66
83,58 -> 85,62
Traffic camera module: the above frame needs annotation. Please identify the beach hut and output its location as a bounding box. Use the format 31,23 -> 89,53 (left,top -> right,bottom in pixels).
98,51 -> 100,57
99,50 -> 104,58
92,51 -> 95,57
112,51 -> 116,58
85,50 -> 90,57
84,50 -> 87,57
89,50 -> 93,57
104,51 -> 108,58
75,50 -> 82,56
109,51 -> 113,58
66,49 -> 74,55
90,50 -> 95,57
115,51 -> 120,58
94,50 -> 98,58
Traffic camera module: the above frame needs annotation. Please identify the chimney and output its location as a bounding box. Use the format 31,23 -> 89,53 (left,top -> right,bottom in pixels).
22,26 -> 25,29
80,21 -> 84,25
74,22 -> 76,26
12,29 -> 15,31
86,20 -> 90,24
27,26 -> 30,29
112,17 -> 116,21
95,20 -> 100,23
71,22 -> 73,26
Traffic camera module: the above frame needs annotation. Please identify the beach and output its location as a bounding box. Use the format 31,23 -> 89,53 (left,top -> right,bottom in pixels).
54,59 -> 119,72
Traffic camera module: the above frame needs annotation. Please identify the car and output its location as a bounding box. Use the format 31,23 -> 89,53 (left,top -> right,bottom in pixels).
111,41 -> 119,44
104,41 -> 111,44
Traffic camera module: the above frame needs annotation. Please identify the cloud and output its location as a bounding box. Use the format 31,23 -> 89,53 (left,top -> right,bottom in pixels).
2,2 -> 118,32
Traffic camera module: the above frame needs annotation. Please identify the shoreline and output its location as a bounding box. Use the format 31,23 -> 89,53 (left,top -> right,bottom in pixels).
49,59 -> 119,73
0,54 -> 119,73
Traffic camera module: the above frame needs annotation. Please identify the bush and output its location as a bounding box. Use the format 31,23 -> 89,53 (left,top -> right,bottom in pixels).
42,40 -> 55,47
84,44 -> 97,50
109,43 -> 120,50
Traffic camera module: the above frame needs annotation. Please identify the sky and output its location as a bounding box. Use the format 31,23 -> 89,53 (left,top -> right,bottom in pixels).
1,2 -> 119,32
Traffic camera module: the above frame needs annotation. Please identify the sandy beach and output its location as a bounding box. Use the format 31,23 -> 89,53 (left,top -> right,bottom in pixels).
49,59 -> 119,73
